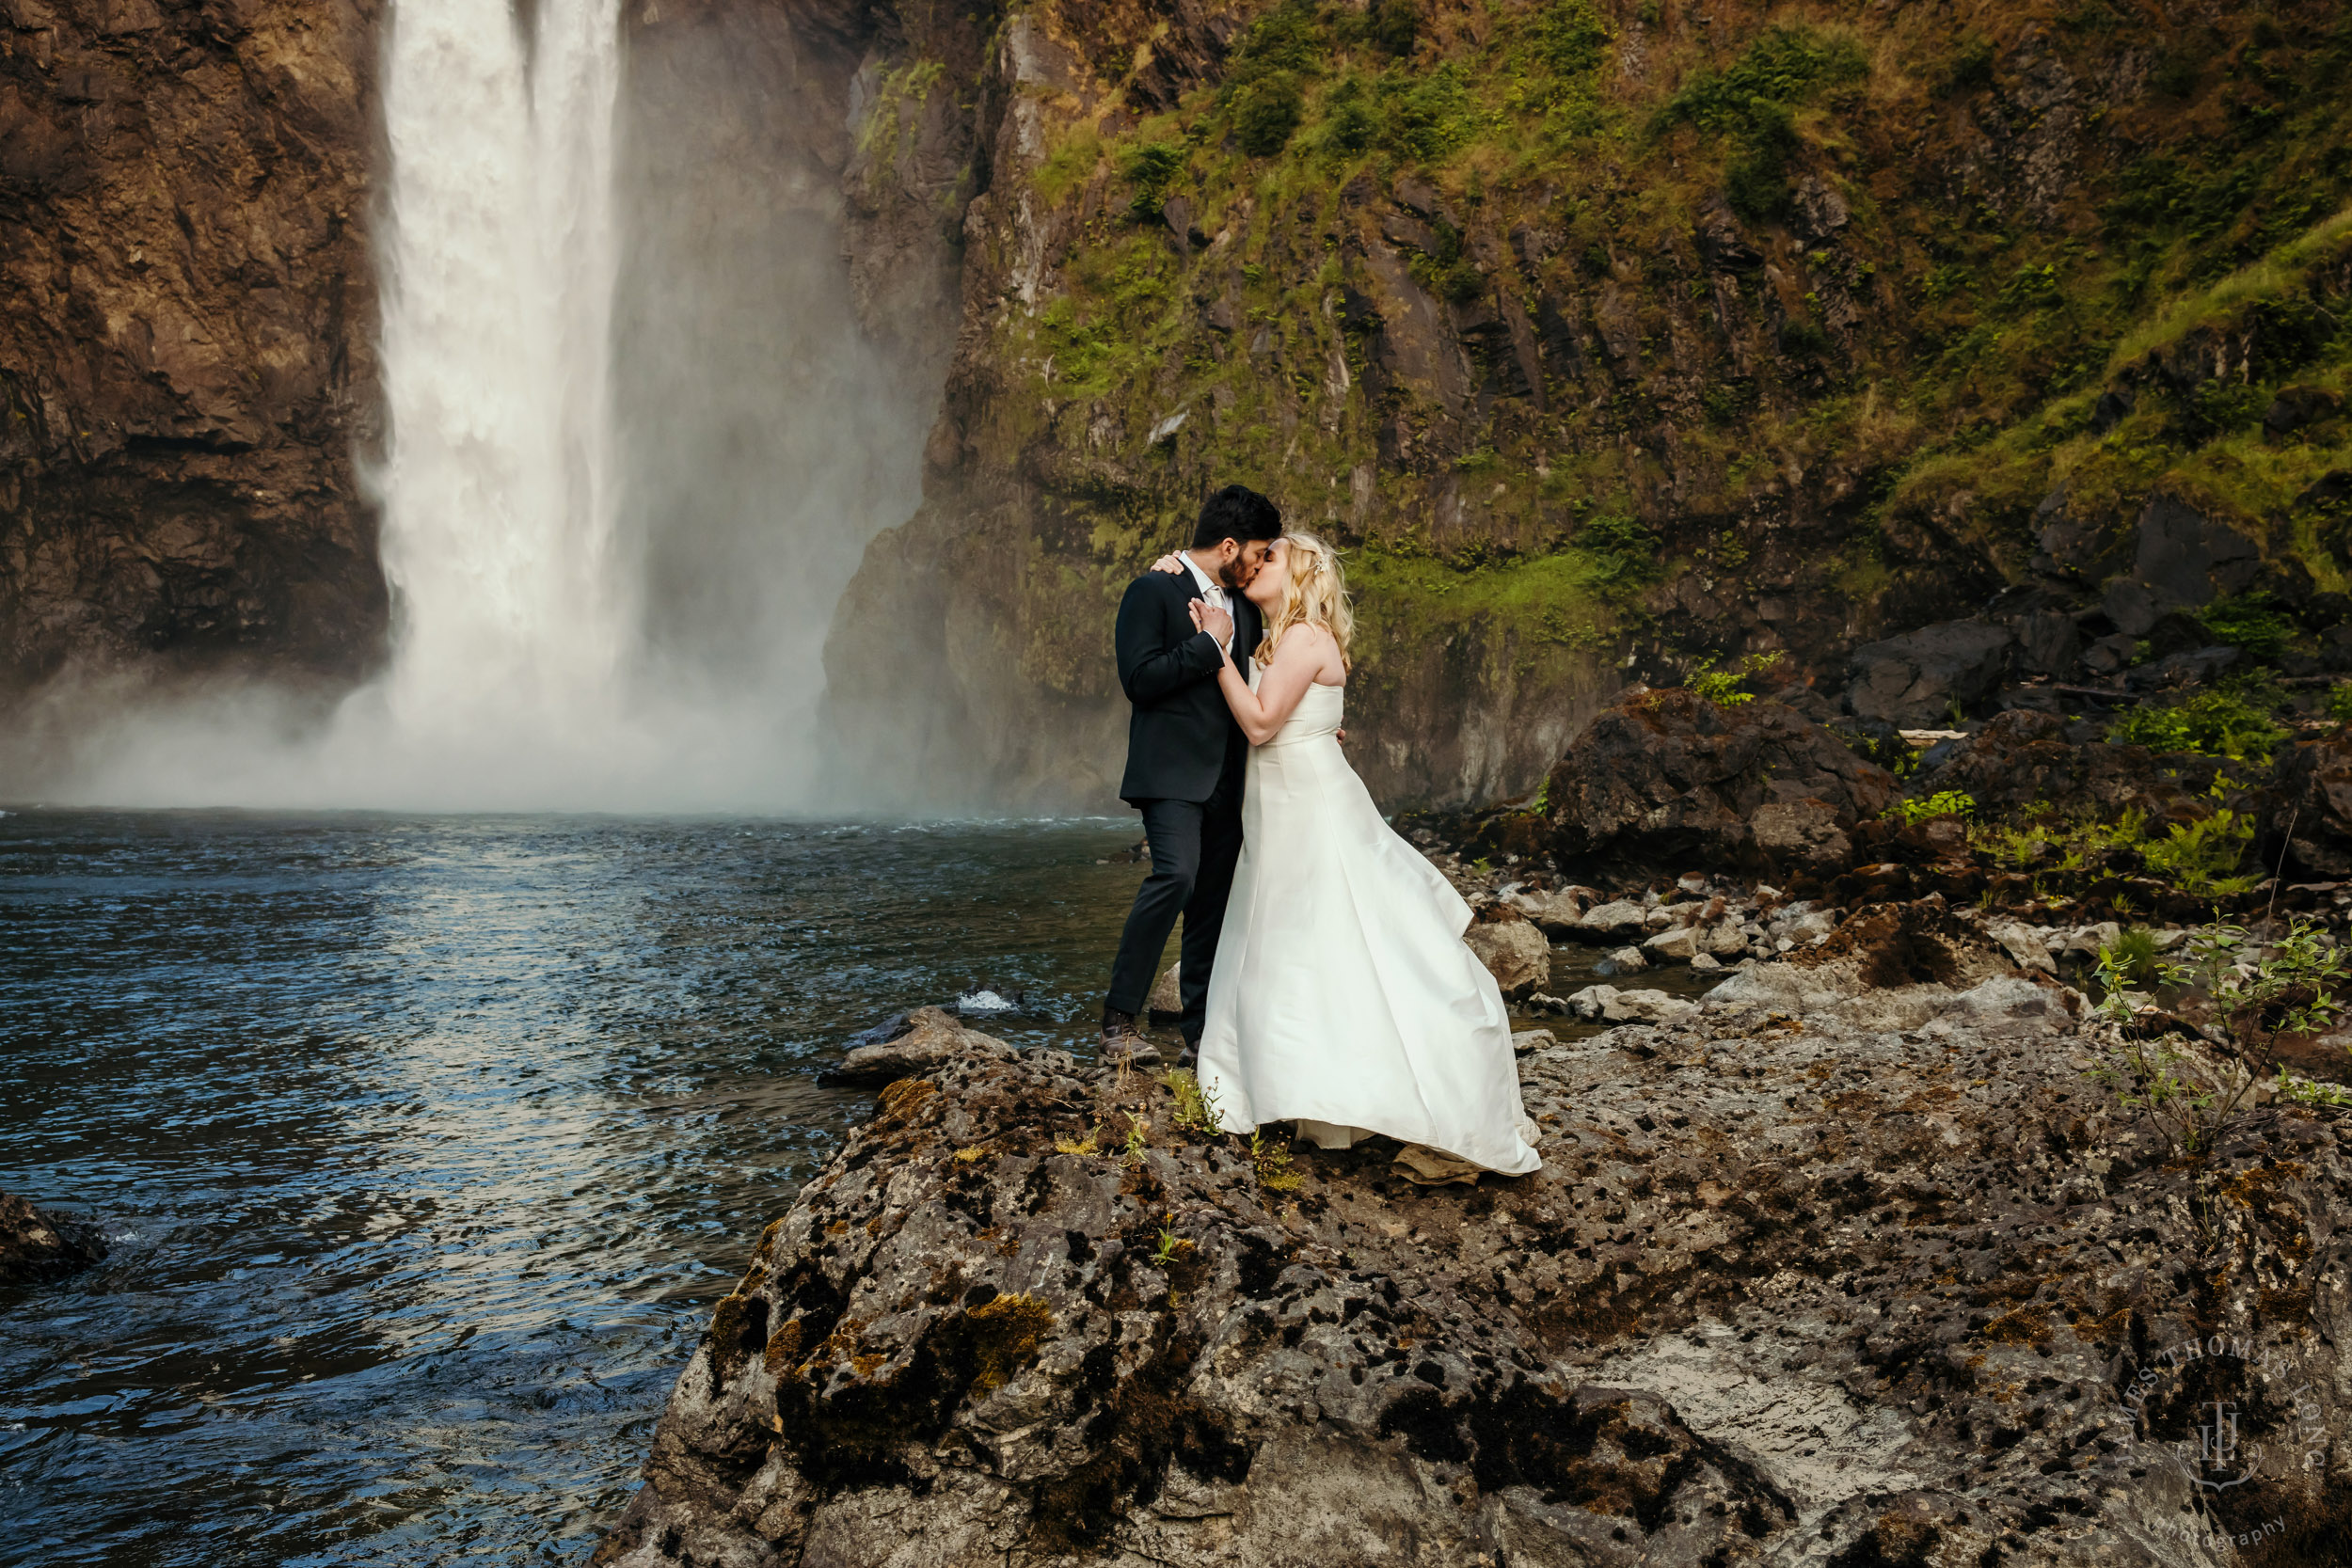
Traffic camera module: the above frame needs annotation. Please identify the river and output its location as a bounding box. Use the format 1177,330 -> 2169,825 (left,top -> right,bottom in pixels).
0,807 -> 1664,1564
0,811 -> 1148,1565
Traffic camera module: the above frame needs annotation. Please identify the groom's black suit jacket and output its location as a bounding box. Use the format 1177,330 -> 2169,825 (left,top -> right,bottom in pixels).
1115,569 -> 1262,805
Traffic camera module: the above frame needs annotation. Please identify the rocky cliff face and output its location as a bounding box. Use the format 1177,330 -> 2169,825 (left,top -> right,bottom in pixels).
816,0 -> 2352,811
0,0 -> 388,698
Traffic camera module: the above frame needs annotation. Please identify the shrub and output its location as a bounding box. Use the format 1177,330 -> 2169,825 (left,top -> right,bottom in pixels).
1656,25 -> 1868,134
1687,651 -> 1785,707
1777,317 -> 1832,356
1942,36 -> 1995,94
1368,0 -> 1417,56
1233,71 -> 1307,156
2092,916 -> 2345,1156
1120,141 -> 1184,223
1577,511 -> 1660,594
2329,683 -> 2352,724
1657,25 -> 1862,222
2141,807 -> 2258,895
1320,78 -> 1379,153
1528,0 -> 1611,76
2199,591 -> 2298,660
1891,789 -> 1977,825
1385,65 -> 1475,161
2106,679 -> 2289,759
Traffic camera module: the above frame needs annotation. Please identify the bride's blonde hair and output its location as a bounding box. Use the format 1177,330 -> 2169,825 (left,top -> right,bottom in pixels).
1255,531 -> 1355,670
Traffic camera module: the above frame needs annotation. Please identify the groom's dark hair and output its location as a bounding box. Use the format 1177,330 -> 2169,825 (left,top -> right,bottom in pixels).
1191,483 -> 1283,549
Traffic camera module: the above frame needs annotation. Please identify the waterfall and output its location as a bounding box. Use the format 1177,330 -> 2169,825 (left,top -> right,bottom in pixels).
373,0 -> 630,763
24,0 -> 930,811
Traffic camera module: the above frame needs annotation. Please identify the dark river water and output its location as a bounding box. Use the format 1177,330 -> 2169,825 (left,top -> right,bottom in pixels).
0,811 -> 1155,1566
0,808 -> 1661,1566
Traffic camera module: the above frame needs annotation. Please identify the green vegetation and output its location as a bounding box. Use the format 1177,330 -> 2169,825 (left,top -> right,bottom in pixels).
2197,592 -> 2300,660
984,0 -> 2352,711
1248,1129 -> 1302,1192
2329,684 -> 2352,724
2099,926 -> 2165,990
1969,804 -> 2150,875
2141,807 -> 2259,895
1686,650 -> 1784,706
2106,676 -> 2292,760
2091,917 -> 2345,1157
1654,24 -> 1868,222
1161,1068 -> 1223,1136
1890,789 -> 1976,826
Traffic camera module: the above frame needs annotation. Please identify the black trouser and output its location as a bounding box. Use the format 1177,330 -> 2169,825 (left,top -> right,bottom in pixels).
1105,783 -> 1244,1044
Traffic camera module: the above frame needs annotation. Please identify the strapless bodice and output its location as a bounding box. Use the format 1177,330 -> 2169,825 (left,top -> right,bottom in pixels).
1254,673 -> 1344,748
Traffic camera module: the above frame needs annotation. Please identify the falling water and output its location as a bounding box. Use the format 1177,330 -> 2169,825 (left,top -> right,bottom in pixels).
373,0 -> 630,766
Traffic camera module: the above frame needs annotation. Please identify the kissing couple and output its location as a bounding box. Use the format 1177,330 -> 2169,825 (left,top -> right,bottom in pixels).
1100,484 -> 1541,1177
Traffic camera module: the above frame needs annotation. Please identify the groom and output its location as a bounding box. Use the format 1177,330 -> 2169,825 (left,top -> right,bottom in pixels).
1101,483 -> 1284,1065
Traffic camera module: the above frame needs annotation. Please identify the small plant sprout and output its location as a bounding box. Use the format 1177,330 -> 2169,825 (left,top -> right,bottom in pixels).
1121,1111 -> 1151,1167
1161,1068 -> 1223,1136
1249,1129 -> 1303,1192
1151,1226 -> 1194,1266
2105,927 -> 2164,990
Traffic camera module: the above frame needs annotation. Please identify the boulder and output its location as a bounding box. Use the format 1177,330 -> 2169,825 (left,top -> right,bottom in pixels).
1595,945 -> 1647,976
824,1006 -> 1018,1087
598,957 -> 2352,1568
1748,799 -> 1853,876
2269,731 -> 2352,879
1573,898 -> 1648,941
1986,921 -> 2058,974
1641,925 -> 1701,962
1463,912 -> 1549,999
1844,619 -> 2017,726
2100,494 -> 2263,635
1,1193 -> 105,1285
1509,1028 -> 1556,1055
1912,708 -> 2223,822
1146,961 -> 1183,1019
1563,983 -> 1694,1023
2264,383 -> 2344,436
1544,690 -> 1897,880
1501,885 -> 1591,932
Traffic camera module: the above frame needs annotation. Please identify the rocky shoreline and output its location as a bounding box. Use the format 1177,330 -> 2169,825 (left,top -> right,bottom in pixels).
595,673 -> 2352,1567
593,922 -> 2349,1567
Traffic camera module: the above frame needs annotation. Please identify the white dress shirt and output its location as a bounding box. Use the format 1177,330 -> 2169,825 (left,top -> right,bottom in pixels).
1182,553 -> 1234,657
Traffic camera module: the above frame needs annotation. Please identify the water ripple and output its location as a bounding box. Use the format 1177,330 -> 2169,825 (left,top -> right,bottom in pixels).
0,811 -> 1140,1564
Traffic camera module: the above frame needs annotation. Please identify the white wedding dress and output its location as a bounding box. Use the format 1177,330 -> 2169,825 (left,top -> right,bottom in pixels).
1195,673 -> 1542,1175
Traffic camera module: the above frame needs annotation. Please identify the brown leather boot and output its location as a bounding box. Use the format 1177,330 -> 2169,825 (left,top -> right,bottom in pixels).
1100,1006 -> 1162,1066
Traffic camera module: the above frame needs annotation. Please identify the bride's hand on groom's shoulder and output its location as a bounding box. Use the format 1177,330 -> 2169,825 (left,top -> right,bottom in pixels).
1150,554 -> 1185,575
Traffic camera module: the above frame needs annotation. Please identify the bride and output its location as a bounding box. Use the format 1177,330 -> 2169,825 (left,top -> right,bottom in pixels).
1154,533 -> 1541,1177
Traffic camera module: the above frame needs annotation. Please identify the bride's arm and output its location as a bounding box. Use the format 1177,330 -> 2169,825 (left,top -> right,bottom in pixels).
1192,608 -> 1328,746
